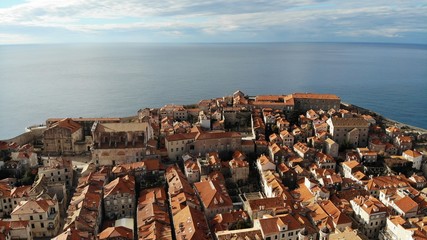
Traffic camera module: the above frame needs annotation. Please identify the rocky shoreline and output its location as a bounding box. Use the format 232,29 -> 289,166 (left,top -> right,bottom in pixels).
342,102 -> 427,134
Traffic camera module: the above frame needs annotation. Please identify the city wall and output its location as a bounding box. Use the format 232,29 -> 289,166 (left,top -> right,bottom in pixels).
1,128 -> 45,145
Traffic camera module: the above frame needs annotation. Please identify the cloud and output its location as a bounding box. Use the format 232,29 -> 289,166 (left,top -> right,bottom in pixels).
0,0 -> 426,43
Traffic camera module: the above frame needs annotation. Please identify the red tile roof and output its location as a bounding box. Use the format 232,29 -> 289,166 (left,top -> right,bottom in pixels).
404,150 -> 422,158
104,175 -> 135,198
48,118 -> 82,133
394,196 -> 418,214
98,226 -> 133,240
11,199 -> 57,215
194,180 -> 232,209
174,206 -> 210,240
166,166 -> 195,196
291,93 -> 340,100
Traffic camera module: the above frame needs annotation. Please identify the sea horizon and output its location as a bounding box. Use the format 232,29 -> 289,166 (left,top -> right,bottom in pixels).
1,42 -> 426,139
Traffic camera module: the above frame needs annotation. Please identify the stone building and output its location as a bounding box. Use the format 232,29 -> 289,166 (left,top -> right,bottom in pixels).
286,93 -> 341,113
43,118 -> 84,155
326,117 -> 370,147
165,127 -> 241,161
46,118 -> 121,138
160,104 -> 188,121
92,122 -> 153,166
11,199 -> 60,238
103,175 -> 135,220
350,195 -> 388,239
229,158 -> 249,183
38,157 -> 73,188
324,138 -> 339,158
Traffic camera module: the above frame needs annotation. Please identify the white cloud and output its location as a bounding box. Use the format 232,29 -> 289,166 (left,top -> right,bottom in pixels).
0,0 -> 425,43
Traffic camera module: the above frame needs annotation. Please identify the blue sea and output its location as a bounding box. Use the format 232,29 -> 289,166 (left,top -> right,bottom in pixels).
0,42 -> 426,139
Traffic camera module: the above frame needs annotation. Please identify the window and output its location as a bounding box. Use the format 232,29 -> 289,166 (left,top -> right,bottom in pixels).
39,215 -> 43,220
31,224 -> 35,229
30,216 -> 33,220
41,223 -> 44,228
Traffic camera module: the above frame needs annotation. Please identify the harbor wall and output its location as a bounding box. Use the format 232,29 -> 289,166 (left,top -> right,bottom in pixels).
0,128 -> 44,145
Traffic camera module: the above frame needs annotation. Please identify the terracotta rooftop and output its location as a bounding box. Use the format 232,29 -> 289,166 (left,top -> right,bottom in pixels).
166,166 -> 195,197
257,154 -> 274,166
248,197 -> 285,211
98,226 -> 133,240
394,196 -> 418,214
184,159 -> 200,171
294,142 -> 310,153
291,93 -> 340,100
165,132 -> 198,142
48,118 -> 81,133
396,135 -> 412,143
216,228 -> 263,240
170,192 -> 200,215
211,210 -> 249,232
229,159 -> 249,168
137,202 -> 170,228
173,206 -> 210,240
329,117 -> 369,127
138,220 -> 172,240
95,122 -> 149,133
52,228 -> 91,240
259,214 -> 303,236
104,175 -> 135,198
194,180 -> 232,209
196,131 -> 241,140
11,199 -> 57,215
342,160 -> 361,170
366,175 -> 409,191
10,185 -> 31,198
404,150 -> 422,158
112,159 -> 165,174
138,187 -> 167,207
352,195 -> 387,214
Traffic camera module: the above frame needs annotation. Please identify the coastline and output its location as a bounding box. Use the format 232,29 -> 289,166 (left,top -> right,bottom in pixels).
2,102 -> 426,145
341,102 -> 427,134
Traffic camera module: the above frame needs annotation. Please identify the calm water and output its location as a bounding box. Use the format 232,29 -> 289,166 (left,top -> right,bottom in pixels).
0,43 -> 426,139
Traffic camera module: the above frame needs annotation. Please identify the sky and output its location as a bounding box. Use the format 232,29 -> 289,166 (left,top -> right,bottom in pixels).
0,0 -> 426,44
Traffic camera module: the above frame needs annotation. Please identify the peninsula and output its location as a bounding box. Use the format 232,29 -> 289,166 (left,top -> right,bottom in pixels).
0,91 -> 426,240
